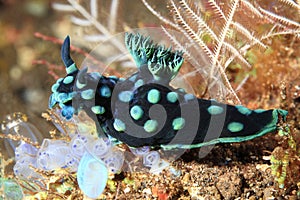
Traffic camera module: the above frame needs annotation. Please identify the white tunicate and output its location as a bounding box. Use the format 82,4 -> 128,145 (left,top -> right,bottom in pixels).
149,159 -> 170,175
69,134 -> 93,157
65,153 -> 80,172
103,150 -> 124,174
77,152 -> 108,199
87,138 -> 111,158
14,156 -> 41,180
129,146 -> 150,157
14,142 -> 38,161
143,151 -> 160,167
37,139 -> 69,170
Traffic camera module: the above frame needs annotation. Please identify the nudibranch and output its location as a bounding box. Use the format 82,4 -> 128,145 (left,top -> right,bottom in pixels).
49,33 -> 288,150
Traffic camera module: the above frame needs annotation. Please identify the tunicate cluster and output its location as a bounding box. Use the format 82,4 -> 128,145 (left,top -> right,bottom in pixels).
130,146 -> 170,174
13,134 -> 124,175
13,132 -> 125,199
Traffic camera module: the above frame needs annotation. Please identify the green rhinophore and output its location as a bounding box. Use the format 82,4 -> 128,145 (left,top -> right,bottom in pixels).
227,122 -> 244,132
147,89 -> 160,104
130,105 -> 144,120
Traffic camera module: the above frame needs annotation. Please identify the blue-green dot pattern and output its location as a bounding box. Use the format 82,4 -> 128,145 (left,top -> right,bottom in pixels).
184,94 -> 194,101
227,122 -> 244,133
76,80 -> 86,89
63,76 -> 74,84
207,105 -> 224,115
167,92 -> 178,103
113,119 -> 126,132
91,106 -> 105,114
130,105 -> 144,120
144,120 -> 158,133
254,109 -> 265,113
100,86 -> 111,98
118,91 -> 133,102
81,89 -> 94,100
172,117 -> 185,130
134,79 -> 144,88
147,89 -> 160,104
236,105 -> 252,115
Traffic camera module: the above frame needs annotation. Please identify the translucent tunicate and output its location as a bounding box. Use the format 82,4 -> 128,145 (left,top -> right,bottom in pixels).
87,138 -> 111,158
13,156 -> 41,180
1,113 -> 43,158
149,159 -> 170,175
77,152 -> 108,199
37,139 -> 69,170
14,142 -> 38,161
65,153 -> 80,172
143,151 -> 160,167
129,146 -> 150,156
69,134 -> 93,157
103,150 -> 124,174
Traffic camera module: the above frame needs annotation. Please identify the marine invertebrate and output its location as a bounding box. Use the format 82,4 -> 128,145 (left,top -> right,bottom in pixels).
142,0 -> 300,103
49,33 -> 288,151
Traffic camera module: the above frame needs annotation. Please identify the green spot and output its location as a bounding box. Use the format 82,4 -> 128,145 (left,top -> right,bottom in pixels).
207,105 -> 224,115
66,63 -> 78,74
91,106 -> 105,114
76,80 -> 86,89
147,89 -> 160,104
178,88 -> 185,93
109,75 -> 118,80
63,76 -> 74,84
134,79 -> 144,88
184,94 -> 194,101
130,105 -> 143,120
113,119 -> 126,132
236,105 -> 252,115
51,83 -> 60,92
227,122 -> 244,133
167,92 -> 178,103
144,120 -> 158,133
172,117 -> 185,130
254,109 -> 265,113
129,74 -> 137,82
118,91 -> 133,102
81,89 -> 94,100
57,93 -> 68,102
100,86 -> 111,98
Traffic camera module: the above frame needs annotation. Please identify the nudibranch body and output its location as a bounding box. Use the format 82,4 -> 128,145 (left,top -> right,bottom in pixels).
49,33 -> 288,150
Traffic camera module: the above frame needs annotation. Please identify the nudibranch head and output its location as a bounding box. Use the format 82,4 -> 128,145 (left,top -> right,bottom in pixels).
48,36 -> 119,121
